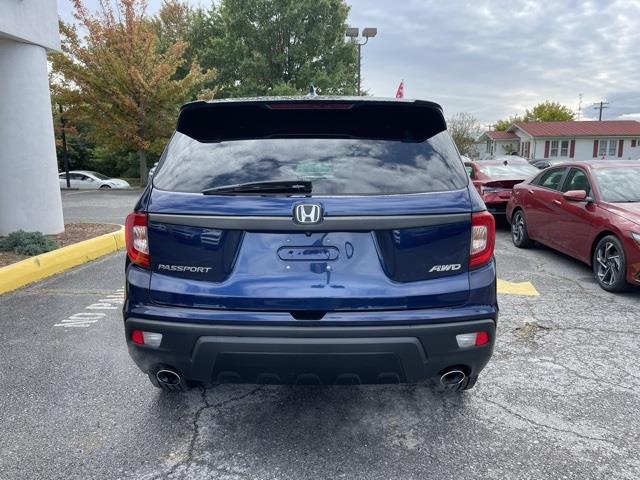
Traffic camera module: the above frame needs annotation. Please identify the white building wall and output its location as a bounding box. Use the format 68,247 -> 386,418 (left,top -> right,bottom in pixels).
529,137 -> 640,161
0,39 -> 64,234
0,0 -> 63,235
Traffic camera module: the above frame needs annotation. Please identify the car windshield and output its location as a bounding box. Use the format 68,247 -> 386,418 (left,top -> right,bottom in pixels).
153,130 -> 469,195
593,167 -> 640,202
478,163 -> 538,179
87,171 -> 110,180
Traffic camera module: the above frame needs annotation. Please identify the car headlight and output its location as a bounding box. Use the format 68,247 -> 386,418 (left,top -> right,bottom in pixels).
632,232 -> 640,246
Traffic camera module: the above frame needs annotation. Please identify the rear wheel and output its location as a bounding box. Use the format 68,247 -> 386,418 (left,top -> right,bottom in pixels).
511,210 -> 533,248
593,235 -> 628,292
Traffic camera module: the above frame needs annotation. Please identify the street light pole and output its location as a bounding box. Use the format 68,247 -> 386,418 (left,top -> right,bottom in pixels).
58,103 -> 71,189
345,26 -> 377,95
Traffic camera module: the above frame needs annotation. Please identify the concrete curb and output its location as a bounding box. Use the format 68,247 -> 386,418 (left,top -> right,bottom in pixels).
0,226 -> 125,295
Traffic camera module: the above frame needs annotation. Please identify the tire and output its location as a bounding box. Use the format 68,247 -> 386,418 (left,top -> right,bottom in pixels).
593,235 -> 628,292
511,210 -> 533,248
99,184 -> 112,189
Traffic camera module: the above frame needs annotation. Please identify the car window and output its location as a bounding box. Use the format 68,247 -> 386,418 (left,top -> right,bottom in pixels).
536,167 -> 566,191
154,130 -> 469,195
478,163 -> 538,179
562,168 -> 591,195
87,171 -> 110,180
464,164 -> 474,179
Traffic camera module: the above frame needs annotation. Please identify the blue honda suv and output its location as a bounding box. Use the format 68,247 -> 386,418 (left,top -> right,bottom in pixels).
123,97 -> 497,392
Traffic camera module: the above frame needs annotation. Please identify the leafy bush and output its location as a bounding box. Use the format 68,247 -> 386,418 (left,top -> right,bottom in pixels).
0,230 -> 58,256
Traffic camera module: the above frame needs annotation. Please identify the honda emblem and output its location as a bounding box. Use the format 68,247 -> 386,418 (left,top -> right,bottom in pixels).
293,204 -> 323,225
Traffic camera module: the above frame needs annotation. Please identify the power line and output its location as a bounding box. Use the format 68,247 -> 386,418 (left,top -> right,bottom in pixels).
592,101 -> 609,121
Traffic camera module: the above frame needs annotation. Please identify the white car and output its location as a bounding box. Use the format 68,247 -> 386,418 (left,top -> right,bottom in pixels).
58,170 -> 131,189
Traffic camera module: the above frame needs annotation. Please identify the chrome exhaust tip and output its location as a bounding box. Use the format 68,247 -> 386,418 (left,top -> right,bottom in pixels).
156,369 -> 181,386
440,369 -> 466,387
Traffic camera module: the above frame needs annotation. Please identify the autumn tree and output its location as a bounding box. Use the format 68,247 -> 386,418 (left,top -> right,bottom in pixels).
51,0 -> 212,182
448,113 -> 482,156
194,0 -> 358,97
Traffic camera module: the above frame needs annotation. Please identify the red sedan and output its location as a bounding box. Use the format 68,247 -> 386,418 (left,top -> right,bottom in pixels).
507,161 -> 640,292
465,157 -> 539,216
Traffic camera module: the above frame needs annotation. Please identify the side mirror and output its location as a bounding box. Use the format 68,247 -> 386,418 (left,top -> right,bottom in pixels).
563,190 -> 587,202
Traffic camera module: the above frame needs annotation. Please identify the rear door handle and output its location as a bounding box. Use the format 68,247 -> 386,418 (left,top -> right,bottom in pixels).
552,199 -> 562,205
528,189 -> 535,194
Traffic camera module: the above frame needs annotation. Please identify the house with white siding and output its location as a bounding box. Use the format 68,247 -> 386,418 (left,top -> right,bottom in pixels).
476,130 -> 520,158
478,120 -> 640,161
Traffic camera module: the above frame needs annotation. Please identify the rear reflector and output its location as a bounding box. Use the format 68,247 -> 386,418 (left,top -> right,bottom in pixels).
456,331 -> 490,348
131,330 -> 163,347
125,212 -> 150,268
469,211 -> 496,268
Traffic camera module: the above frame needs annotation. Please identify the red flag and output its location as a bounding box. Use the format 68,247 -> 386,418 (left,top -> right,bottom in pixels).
395,80 -> 404,98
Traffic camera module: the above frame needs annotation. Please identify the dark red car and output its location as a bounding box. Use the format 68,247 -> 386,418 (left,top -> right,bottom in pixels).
465,157 -> 538,215
507,161 -> 640,292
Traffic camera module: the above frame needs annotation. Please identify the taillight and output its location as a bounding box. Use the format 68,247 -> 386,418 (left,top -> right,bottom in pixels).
469,211 -> 495,268
125,212 -> 150,268
130,329 -> 163,347
456,331 -> 490,348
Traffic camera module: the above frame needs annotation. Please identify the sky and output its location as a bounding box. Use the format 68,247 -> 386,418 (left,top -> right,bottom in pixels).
57,0 -> 640,124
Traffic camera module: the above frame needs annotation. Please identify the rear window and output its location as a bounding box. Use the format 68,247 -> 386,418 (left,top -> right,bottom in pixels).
478,163 -> 538,179
153,131 -> 468,195
593,166 -> 640,202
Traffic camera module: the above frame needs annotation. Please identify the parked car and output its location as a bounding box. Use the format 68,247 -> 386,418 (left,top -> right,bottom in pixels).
530,158 -> 569,170
58,170 -> 130,189
465,158 -> 539,215
124,97 -> 498,392
507,161 -> 640,292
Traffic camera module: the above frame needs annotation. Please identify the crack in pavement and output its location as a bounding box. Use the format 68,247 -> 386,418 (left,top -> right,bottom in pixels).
153,386 -> 264,480
478,397 -> 619,448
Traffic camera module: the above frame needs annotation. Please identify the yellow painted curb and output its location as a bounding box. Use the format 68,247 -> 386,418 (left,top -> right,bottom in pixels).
497,279 -> 539,296
0,226 -> 125,295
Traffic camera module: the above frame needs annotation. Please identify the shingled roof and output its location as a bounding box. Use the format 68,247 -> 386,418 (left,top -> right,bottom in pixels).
509,120 -> 640,137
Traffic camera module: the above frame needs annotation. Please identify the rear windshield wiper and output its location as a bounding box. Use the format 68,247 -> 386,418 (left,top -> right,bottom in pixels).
202,180 -> 312,195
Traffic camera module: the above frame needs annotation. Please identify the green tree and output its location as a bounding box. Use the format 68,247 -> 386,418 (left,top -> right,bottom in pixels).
448,113 -> 482,156
494,115 -> 524,131
51,0 -> 212,182
494,101 -> 575,131
524,101 -> 575,122
196,0 -> 358,97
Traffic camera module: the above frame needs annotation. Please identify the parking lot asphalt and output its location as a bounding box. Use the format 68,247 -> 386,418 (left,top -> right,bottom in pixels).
60,188 -> 144,224
1,191 -> 639,480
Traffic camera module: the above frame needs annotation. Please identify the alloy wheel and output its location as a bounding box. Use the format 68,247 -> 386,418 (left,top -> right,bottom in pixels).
512,213 -> 525,244
595,241 -> 621,287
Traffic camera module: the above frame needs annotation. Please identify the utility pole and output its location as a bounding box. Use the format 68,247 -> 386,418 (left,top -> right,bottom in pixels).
58,103 -> 71,188
577,93 -> 583,120
592,101 -> 609,121
345,26 -> 377,95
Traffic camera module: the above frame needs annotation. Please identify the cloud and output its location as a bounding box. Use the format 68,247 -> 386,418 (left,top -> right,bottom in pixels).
59,0 -> 640,123
346,0 -> 640,121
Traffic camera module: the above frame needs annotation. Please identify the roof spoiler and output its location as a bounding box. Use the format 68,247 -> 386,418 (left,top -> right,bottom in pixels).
176,98 -> 447,143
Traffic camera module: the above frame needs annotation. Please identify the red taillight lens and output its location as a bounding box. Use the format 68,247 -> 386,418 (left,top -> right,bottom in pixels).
475,331 -> 490,346
469,211 -> 496,268
131,329 -> 145,345
125,212 -> 150,268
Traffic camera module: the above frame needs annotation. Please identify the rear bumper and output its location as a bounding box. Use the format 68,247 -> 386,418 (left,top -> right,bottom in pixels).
125,317 -> 496,385
485,201 -> 508,215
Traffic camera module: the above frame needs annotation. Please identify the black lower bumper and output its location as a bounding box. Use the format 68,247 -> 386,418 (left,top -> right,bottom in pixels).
125,318 -> 496,385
